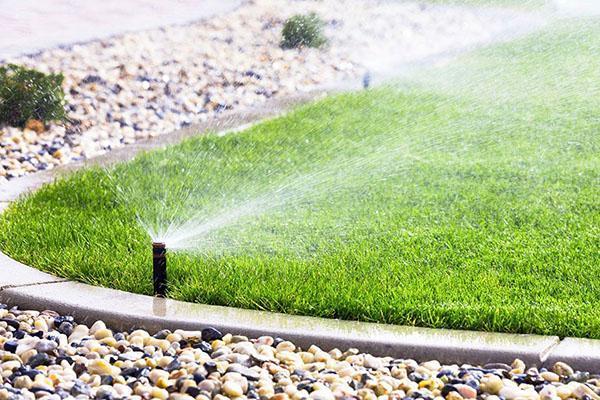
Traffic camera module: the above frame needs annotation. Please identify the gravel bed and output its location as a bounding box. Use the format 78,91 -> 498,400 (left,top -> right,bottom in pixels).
0,303 -> 596,400
0,0 -> 538,181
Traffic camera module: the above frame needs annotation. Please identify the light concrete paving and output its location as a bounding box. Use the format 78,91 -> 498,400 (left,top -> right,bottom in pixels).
0,279 -> 560,366
0,0 -> 242,59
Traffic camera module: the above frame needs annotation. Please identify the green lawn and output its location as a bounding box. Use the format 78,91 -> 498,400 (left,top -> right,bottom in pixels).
1,18 -> 599,337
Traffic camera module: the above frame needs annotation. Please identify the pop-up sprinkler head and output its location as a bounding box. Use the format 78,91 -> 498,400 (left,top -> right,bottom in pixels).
152,242 -> 167,297
362,71 -> 371,89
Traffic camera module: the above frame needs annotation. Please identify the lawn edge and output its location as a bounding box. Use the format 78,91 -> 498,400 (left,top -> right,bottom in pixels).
0,258 -> 560,367
0,219 -> 596,372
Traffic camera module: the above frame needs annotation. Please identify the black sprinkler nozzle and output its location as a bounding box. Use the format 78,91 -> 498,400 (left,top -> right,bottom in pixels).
362,71 -> 371,89
152,242 -> 167,297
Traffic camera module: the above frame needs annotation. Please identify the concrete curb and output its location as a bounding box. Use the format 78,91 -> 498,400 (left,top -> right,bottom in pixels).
0,171 -> 598,373
544,338 -> 600,373
0,240 -> 564,368
0,264 -> 559,367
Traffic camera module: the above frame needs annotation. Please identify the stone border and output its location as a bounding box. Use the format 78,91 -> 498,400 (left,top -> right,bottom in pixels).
0,81 -> 599,374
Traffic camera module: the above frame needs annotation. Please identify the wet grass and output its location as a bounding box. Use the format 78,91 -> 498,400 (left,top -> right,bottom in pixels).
1,19 -> 599,337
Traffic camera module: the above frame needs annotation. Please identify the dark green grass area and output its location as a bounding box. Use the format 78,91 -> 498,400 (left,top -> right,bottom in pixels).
1,20 -> 599,337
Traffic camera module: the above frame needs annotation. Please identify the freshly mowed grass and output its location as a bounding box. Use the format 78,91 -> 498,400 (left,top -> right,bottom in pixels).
1,19 -> 599,337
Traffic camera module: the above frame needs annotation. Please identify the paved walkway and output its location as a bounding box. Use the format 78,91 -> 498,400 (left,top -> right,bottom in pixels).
0,0 -> 241,59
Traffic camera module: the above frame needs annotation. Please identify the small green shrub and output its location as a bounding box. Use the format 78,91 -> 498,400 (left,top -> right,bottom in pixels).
281,13 -> 327,49
0,64 -> 66,128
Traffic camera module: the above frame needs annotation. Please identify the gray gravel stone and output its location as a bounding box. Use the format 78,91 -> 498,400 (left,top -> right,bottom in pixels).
0,0 -> 539,180
0,303 -> 594,400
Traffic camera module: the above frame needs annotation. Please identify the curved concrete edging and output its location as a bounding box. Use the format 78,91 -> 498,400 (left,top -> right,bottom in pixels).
0,251 -> 560,368
0,247 -> 595,370
2,250 -> 598,372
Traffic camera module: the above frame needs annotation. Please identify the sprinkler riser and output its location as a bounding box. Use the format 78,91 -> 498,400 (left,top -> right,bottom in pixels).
362,71 -> 371,89
152,242 -> 167,297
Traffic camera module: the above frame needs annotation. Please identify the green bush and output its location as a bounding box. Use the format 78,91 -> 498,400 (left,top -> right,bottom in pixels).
0,64 -> 66,128
281,13 -> 327,49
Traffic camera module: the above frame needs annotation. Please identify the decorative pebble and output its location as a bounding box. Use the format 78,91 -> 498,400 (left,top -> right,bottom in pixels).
202,327 -> 223,342
310,388 -> 335,400
455,383 -> 477,399
363,354 -> 384,369
553,361 -> 575,377
223,380 -> 244,397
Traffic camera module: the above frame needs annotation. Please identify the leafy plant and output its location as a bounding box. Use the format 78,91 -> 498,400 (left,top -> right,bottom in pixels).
0,64 -> 66,128
281,13 -> 327,49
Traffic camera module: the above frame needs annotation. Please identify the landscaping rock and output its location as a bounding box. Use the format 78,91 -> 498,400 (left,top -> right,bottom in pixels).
0,0 -> 536,180
0,304 -> 596,400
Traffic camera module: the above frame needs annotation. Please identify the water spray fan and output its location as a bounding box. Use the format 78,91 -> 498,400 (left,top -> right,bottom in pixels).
152,242 -> 167,297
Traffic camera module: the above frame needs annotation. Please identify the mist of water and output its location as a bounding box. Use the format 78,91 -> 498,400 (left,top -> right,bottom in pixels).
108,0 -> 598,257
553,0 -> 600,16
108,89 -> 509,257
154,140 -> 418,251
